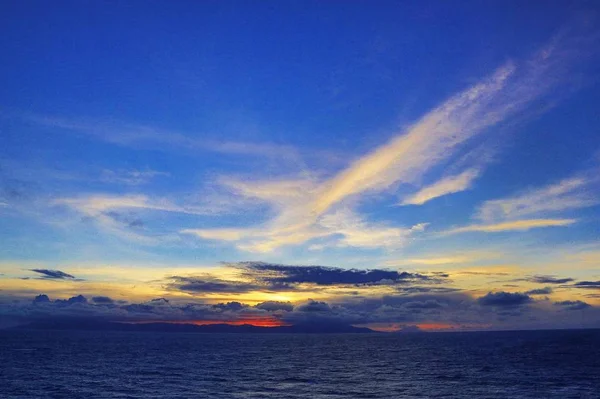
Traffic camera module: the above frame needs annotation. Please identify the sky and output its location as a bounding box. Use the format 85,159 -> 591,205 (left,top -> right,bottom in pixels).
1,1 -> 600,332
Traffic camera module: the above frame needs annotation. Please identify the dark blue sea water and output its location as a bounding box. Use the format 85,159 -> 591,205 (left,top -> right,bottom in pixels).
1,329 -> 599,398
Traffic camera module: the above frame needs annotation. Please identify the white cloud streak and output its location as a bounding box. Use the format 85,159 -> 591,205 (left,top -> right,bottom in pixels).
477,176 -> 598,222
400,168 -> 481,206
55,195 -> 200,217
182,208 -> 427,253
20,114 -> 320,169
55,194 -> 258,244
443,218 -> 577,235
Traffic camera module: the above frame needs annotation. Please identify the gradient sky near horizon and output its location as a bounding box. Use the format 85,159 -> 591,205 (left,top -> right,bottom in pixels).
1,1 -> 600,331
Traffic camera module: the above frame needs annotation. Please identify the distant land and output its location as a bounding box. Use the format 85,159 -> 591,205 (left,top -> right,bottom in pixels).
14,319 -> 377,334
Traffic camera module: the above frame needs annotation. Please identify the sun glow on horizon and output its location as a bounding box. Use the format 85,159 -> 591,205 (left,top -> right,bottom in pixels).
129,317 -> 289,328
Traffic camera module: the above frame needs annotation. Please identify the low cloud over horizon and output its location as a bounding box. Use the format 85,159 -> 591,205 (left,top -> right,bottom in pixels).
1,260 -> 598,331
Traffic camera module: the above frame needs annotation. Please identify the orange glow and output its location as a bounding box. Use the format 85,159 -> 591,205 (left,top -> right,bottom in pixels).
361,324 -> 402,332
416,323 -> 455,331
130,315 -> 288,328
361,322 -> 493,332
187,318 -> 288,328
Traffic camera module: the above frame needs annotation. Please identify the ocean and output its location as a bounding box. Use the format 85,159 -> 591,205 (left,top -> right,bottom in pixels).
1,329 -> 599,398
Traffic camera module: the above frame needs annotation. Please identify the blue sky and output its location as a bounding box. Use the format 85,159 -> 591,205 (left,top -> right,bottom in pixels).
1,1 -> 600,330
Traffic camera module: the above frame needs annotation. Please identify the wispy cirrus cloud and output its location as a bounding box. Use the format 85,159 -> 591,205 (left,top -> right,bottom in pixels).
54,194 -> 218,243
385,250 -> 501,267
182,208 -> 427,253
55,195 -> 193,216
181,37 -> 584,252
310,64 -> 516,216
476,176 -> 598,222
15,113 -> 328,170
442,218 -> 577,235
10,32 -> 593,255
399,168 -> 481,206
317,209 -> 428,250
54,192 -> 264,242
443,169 -> 598,236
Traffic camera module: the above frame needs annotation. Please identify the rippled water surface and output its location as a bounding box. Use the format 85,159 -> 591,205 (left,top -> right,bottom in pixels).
2,329 -> 599,398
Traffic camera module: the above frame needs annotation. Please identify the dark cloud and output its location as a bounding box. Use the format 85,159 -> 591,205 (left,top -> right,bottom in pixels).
167,276 -> 261,294
459,271 -> 509,276
554,300 -> 591,310
212,301 -> 246,312
527,275 -> 574,284
92,296 -> 114,304
403,300 -> 444,309
3,291 -> 599,331
128,219 -> 144,228
232,261 -> 431,287
524,287 -> 553,295
281,300 -> 364,325
164,262 -> 446,297
104,211 -> 145,229
395,325 -> 423,333
295,300 -> 331,312
496,308 -> 526,318
280,292 -> 479,327
115,298 -> 254,320
342,293 -> 470,315
429,272 -> 450,278
477,292 -> 532,307
147,298 -> 169,305
33,294 -> 50,304
69,295 -> 88,304
299,293 -> 476,326
55,295 -> 88,305
255,301 -> 294,312
121,303 -> 159,313
29,269 -> 75,280
122,298 -> 172,313
573,281 -> 600,289
395,286 -> 461,294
